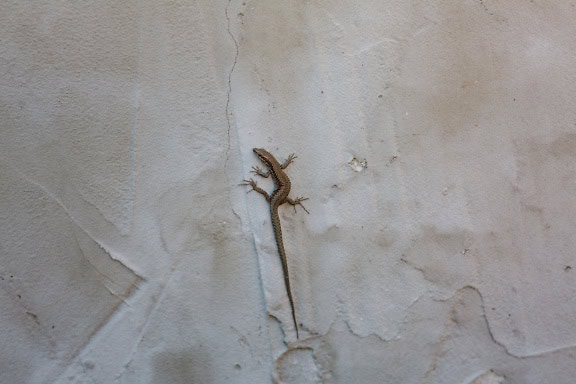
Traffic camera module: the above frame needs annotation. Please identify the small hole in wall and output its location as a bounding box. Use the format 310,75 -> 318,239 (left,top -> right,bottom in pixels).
234,364 -> 241,370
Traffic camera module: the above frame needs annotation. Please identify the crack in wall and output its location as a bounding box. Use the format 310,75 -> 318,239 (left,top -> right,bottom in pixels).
224,0 -> 240,165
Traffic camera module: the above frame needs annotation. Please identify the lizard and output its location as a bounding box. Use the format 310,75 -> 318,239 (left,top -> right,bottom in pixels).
241,148 -> 309,339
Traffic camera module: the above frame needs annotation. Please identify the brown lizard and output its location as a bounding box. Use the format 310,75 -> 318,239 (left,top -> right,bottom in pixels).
242,148 -> 309,339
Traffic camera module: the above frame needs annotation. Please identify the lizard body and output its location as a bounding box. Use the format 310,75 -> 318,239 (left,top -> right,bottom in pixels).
242,148 -> 308,339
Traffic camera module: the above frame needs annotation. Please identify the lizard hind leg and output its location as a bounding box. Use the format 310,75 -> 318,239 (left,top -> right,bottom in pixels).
287,197 -> 309,214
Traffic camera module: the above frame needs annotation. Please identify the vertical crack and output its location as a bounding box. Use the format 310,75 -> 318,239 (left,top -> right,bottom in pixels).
225,0 -> 240,165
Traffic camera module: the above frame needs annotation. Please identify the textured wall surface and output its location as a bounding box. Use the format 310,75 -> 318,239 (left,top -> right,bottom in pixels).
2,1 -> 576,383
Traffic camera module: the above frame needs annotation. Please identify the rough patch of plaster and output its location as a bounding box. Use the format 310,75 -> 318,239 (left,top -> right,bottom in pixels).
0,165 -> 142,383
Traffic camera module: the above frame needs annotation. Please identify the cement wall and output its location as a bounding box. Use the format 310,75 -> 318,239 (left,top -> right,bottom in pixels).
2,1 -> 576,383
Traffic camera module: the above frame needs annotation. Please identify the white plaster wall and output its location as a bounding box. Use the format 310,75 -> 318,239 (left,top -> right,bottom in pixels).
2,1 -> 576,383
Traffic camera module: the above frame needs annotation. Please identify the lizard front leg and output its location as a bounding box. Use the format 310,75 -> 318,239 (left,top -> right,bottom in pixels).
241,178 -> 271,202
281,153 -> 297,169
251,166 -> 270,178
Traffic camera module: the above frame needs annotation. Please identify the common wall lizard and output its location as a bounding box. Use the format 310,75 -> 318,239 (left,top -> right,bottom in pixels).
242,148 -> 308,339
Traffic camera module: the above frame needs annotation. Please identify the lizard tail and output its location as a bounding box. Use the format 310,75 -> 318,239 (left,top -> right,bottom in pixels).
271,209 -> 299,339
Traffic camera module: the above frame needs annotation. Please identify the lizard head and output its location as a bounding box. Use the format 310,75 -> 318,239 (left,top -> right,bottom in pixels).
253,148 -> 272,162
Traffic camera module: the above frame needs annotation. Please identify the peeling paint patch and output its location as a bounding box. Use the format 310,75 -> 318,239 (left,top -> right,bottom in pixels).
348,156 -> 368,172
466,369 -> 505,384
402,225 -> 476,298
274,347 -> 320,384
